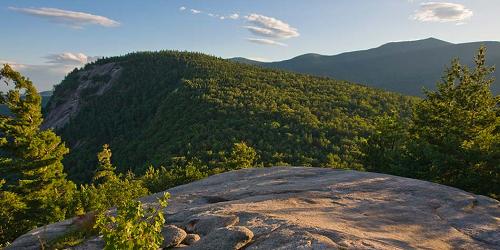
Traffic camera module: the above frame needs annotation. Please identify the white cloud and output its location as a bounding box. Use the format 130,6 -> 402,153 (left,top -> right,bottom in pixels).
178,8 -> 297,46
1,61 -> 73,91
190,9 -> 202,14
44,52 -> 99,65
247,38 -> 287,47
180,6 -> 240,22
412,2 -> 473,23
9,7 -> 120,29
244,14 -> 299,39
245,26 -> 274,37
228,13 -> 239,20
1,52 -> 99,91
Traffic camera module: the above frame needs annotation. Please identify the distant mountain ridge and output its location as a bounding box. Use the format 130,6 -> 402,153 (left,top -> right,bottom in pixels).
231,38 -> 500,96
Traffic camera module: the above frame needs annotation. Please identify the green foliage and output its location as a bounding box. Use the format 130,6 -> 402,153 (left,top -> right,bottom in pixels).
45,51 -> 416,182
0,64 -> 76,244
363,47 -> 499,197
78,175 -> 149,213
93,144 -> 117,184
95,192 -> 169,250
225,142 -> 258,170
362,113 -> 411,175
411,46 -> 499,196
141,157 -> 209,193
77,145 -> 149,213
0,180 -> 26,244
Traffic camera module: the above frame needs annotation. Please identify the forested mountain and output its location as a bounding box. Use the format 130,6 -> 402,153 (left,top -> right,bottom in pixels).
43,51 -> 416,182
231,38 -> 500,96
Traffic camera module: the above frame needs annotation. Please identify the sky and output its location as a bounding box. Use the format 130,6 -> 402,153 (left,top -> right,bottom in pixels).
1,0 -> 499,91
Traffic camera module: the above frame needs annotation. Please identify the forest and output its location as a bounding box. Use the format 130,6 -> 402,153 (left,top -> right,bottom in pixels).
0,47 -> 498,247
46,51 -> 416,182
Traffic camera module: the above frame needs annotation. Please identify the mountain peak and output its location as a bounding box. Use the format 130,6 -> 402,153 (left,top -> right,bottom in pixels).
377,37 -> 453,51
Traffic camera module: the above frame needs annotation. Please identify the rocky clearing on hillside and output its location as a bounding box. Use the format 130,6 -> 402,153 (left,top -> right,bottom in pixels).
9,167 -> 500,249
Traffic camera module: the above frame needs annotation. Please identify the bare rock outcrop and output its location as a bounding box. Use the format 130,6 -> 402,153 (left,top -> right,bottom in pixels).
183,234 -> 201,245
187,226 -> 254,250
184,214 -> 239,235
42,63 -> 122,130
161,225 -> 187,248
9,167 -> 500,249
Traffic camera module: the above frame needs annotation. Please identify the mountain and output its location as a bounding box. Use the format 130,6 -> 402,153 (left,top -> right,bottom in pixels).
42,51 -> 415,182
231,38 -> 500,96
9,167 -> 500,249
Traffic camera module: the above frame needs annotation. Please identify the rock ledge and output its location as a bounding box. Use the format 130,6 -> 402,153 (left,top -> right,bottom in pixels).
10,167 -> 500,249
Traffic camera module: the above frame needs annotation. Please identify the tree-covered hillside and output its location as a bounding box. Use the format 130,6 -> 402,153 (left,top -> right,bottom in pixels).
233,38 -> 500,96
44,51 -> 416,182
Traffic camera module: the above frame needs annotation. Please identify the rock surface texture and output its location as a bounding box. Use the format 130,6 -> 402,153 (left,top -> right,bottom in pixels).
9,167 -> 500,249
42,63 -> 122,130
161,225 -> 187,248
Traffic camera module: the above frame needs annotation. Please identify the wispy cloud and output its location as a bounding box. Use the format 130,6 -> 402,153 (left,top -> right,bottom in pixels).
246,38 -> 287,47
180,6 -> 240,20
228,13 -> 239,20
190,9 -> 202,14
178,7 -> 297,47
243,14 -> 298,47
244,14 -> 299,39
9,7 -> 120,29
412,2 -> 473,23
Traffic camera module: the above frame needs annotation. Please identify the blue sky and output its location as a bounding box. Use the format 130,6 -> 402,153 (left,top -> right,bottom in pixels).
1,0 -> 499,91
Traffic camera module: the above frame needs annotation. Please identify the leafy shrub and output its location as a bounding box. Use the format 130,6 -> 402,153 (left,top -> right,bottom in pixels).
95,192 -> 170,250
77,174 -> 149,213
141,158 -> 209,193
76,145 -> 149,213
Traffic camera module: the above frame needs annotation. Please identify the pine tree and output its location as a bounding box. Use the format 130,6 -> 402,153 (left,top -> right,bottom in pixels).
78,144 -> 148,212
411,47 -> 499,196
93,144 -> 117,184
0,64 -> 76,243
0,179 -> 26,244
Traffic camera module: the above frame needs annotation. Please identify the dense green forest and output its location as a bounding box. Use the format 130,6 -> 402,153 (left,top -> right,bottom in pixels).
45,51 -> 416,182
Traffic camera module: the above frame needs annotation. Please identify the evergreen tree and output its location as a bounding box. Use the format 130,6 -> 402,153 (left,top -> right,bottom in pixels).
0,179 -> 26,244
78,145 -> 148,213
0,64 -> 76,243
93,144 -> 117,184
411,47 -> 499,196
362,113 -> 411,176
